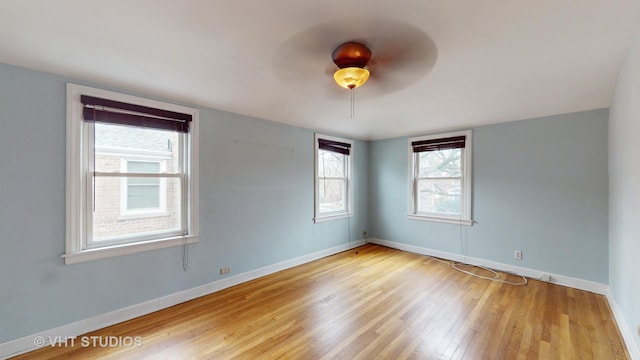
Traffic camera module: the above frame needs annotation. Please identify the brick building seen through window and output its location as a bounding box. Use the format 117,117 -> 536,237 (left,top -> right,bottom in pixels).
92,123 -> 181,242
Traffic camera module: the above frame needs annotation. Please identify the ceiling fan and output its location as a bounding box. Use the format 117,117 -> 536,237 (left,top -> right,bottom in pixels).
272,18 -> 438,100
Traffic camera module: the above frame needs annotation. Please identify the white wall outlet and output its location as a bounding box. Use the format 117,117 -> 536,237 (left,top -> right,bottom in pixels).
540,273 -> 550,282
514,250 -> 522,260
219,266 -> 230,275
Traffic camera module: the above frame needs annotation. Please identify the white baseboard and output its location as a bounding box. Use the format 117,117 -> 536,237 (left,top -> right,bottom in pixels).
606,290 -> 640,360
367,238 -> 608,294
0,240 -> 365,359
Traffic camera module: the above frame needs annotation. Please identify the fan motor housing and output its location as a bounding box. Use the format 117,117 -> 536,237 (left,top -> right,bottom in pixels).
332,42 -> 372,69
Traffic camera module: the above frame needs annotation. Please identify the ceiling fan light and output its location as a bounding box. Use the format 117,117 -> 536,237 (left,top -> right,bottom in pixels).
333,67 -> 370,89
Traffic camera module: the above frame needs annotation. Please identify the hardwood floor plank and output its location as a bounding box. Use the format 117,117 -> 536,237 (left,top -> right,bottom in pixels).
12,244 -> 630,359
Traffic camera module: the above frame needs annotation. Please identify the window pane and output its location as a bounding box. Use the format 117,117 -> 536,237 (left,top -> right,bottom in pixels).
318,149 -> 345,178
418,149 -> 461,177
127,161 -> 161,174
92,176 -> 182,243
126,161 -> 162,210
127,183 -> 160,209
318,178 -> 346,213
94,123 -> 180,173
417,179 -> 461,215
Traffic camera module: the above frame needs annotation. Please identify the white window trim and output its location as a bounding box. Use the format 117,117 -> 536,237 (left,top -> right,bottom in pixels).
407,130 -> 473,226
64,83 -> 199,265
314,133 -> 354,223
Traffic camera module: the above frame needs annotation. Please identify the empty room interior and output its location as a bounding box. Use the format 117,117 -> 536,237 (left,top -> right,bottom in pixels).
1,1 -> 639,359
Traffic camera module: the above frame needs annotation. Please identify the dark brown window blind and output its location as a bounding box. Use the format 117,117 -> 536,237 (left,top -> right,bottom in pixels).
411,136 -> 465,153
318,138 -> 351,155
81,95 -> 192,133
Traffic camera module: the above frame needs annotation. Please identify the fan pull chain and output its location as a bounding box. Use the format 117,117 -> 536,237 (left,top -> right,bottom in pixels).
350,88 -> 355,118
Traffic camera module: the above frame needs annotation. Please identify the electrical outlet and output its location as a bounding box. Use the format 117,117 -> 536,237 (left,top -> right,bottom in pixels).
514,250 -> 522,260
219,267 -> 230,275
540,273 -> 550,282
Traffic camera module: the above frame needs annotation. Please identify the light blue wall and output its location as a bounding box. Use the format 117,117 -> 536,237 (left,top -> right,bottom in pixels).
0,61 -> 614,346
0,63 -> 368,343
609,31 -> 640,351
369,110 -> 609,283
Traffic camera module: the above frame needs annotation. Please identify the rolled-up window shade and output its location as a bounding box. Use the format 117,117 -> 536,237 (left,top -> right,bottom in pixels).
411,136 -> 465,153
81,95 -> 192,133
319,138 -> 351,155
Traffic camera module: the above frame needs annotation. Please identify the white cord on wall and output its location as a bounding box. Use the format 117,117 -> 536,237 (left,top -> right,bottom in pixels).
428,254 -> 528,286
451,215 -> 527,286
182,237 -> 189,272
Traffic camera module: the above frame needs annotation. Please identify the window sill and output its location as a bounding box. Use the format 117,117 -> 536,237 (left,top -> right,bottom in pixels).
407,214 -> 474,226
62,235 -> 199,265
314,212 -> 353,223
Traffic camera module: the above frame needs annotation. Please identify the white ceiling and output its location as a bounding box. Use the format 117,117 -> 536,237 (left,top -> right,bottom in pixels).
1,1 -> 638,140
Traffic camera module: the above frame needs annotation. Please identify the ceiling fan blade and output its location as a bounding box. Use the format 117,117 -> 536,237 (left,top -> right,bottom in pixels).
366,22 -> 438,95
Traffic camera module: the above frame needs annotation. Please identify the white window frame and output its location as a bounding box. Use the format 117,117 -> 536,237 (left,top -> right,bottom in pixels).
314,134 -> 353,223
64,83 -> 199,265
407,130 -> 473,226
119,158 -> 168,218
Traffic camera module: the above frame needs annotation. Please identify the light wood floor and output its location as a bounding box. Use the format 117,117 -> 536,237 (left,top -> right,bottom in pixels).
14,244 -> 629,359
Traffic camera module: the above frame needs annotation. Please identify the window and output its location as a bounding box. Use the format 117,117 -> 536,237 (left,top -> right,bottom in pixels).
65,84 -> 199,264
408,130 -> 473,225
314,134 -> 353,223
121,159 -> 167,216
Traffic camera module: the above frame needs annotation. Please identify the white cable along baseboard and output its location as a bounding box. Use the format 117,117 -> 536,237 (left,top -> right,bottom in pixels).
366,238 -> 607,294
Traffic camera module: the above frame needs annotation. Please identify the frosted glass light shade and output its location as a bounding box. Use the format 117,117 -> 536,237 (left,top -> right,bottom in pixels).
333,67 -> 370,89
